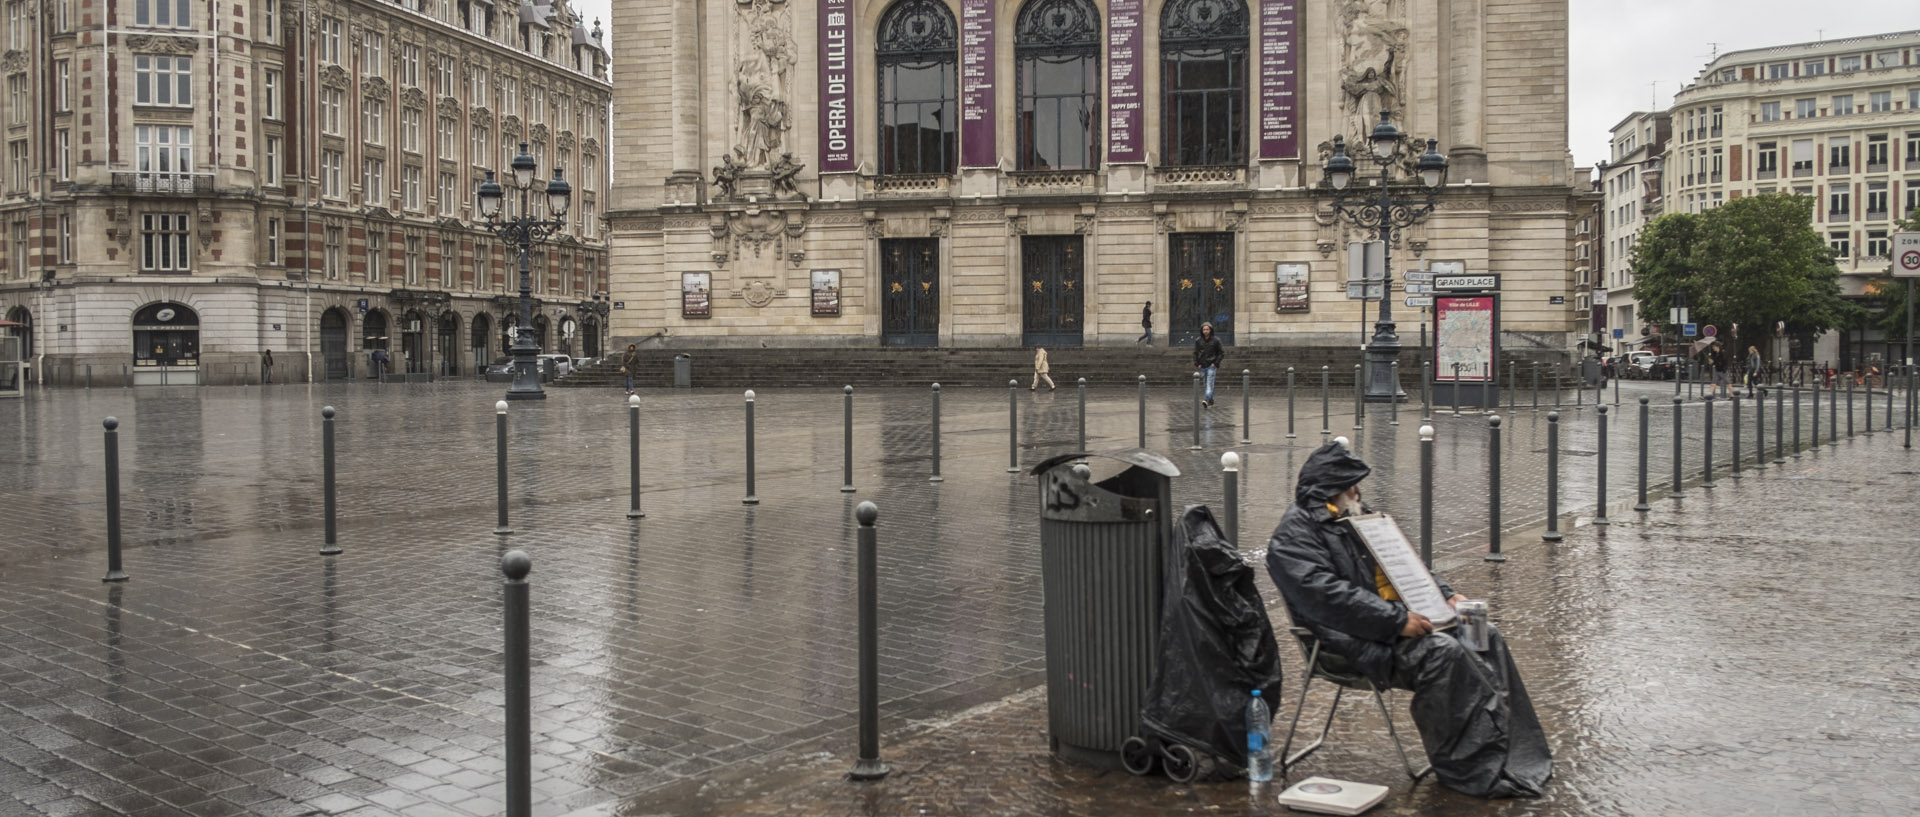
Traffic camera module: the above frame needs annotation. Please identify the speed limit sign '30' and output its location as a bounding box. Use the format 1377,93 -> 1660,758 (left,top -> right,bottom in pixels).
1896,232 -> 1920,277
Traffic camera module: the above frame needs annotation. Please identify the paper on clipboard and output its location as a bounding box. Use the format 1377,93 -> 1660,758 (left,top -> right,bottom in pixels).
1343,513 -> 1458,629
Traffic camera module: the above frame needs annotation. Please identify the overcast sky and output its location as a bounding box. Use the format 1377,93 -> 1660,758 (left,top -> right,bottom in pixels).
568,0 -> 1918,169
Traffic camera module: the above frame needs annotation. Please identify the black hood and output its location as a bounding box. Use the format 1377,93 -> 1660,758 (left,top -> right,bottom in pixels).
1293,441 -> 1371,506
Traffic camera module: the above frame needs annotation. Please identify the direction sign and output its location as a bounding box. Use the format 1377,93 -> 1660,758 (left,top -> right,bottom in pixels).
1432,274 -> 1500,291
1403,271 -> 1436,283
1404,283 -> 1429,294
1346,282 -> 1385,300
1682,323 -> 1698,337
1895,232 -> 1920,277
1405,296 -> 1433,308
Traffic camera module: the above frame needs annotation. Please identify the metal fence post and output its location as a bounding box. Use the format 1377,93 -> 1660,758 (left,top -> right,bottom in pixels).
1353,364 -> 1364,430
1531,361 -> 1540,412
1421,360 -> 1431,415
849,502 -> 891,781
627,395 -> 645,518
1286,367 -> 1297,438
501,551 -> 532,817
842,386 -> 857,493
1009,380 -> 1022,471
1670,395 -> 1685,498
1847,376 -> 1855,438
1595,406 -> 1610,525
1485,415 -> 1505,562
494,401 -> 512,535
1321,365 -> 1330,436
1774,384 -> 1786,464
1079,377 -> 1090,451
1889,370 -> 1897,432
1811,381 -> 1821,450
1222,453 -> 1241,549
1864,376 -> 1875,435
1137,375 -> 1147,448
321,407 -> 341,554
1241,370 -> 1252,444
1907,366 -> 1914,449
1828,377 -> 1838,446
1191,371 -> 1204,451
1390,361 -> 1400,426
102,418 -> 129,582
1635,397 -> 1650,511
1509,360 -> 1517,414
930,384 -> 944,483
1483,362 -> 1494,413
1792,384 -> 1802,458
1731,393 -> 1742,478
1451,363 -> 1462,417
1702,396 -> 1716,489
1754,388 -> 1766,469
1543,412 -> 1561,542
744,390 -> 760,504
1419,424 -> 1435,567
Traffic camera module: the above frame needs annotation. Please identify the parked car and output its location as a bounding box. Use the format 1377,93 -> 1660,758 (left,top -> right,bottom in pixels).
1647,355 -> 1686,381
485,358 -> 517,383
1623,351 -> 1657,378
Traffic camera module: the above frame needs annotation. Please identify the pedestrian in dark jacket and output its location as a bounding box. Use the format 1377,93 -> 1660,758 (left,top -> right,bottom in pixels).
1192,322 -> 1224,407
619,344 -> 640,394
1138,302 -> 1153,345
1266,441 -> 1553,798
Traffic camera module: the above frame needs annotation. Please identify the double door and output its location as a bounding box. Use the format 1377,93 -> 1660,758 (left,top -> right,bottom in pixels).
1021,236 -> 1084,347
881,238 -> 940,346
1169,233 -> 1235,346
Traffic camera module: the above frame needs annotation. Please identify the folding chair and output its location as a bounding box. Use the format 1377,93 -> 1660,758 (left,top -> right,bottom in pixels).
1278,626 -> 1431,782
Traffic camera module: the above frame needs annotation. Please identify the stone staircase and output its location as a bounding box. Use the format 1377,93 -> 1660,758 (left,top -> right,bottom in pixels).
556,345 -> 1575,390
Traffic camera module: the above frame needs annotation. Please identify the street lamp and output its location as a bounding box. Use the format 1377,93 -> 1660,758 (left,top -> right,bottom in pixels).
1321,111 -> 1448,402
477,142 -> 572,400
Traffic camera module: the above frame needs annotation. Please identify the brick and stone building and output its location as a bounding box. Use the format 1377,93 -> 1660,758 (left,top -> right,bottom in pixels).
1598,109 -> 1667,353
606,0 -> 1584,358
0,0 -> 611,385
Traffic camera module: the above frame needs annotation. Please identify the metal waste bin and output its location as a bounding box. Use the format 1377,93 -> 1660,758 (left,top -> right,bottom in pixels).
672,354 -> 692,388
1582,356 -> 1601,386
1030,450 -> 1179,767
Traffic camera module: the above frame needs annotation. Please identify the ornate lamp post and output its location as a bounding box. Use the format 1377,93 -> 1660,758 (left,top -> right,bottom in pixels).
1321,111 -> 1449,402
477,143 -> 572,400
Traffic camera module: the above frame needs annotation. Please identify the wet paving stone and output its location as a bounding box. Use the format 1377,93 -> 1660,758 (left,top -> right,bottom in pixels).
1,379 -> 1915,816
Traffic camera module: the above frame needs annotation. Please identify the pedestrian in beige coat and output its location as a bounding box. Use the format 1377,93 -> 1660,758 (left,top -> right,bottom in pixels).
1031,347 -> 1056,391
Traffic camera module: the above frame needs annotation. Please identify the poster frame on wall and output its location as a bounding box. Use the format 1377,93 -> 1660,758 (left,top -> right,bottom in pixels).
811,269 -> 842,316
682,272 -> 712,319
1431,291 -> 1501,408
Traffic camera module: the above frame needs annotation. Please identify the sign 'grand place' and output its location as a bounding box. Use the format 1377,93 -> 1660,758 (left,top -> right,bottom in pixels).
606,0 -> 1579,349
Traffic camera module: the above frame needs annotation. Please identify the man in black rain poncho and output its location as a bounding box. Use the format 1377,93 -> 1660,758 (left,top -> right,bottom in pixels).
1265,441 -> 1552,798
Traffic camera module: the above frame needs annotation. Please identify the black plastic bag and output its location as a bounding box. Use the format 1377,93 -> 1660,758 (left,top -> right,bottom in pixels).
1138,505 -> 1285,770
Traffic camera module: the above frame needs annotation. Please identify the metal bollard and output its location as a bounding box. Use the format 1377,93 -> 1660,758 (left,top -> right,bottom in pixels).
1907,367 -> 1914,449
1671,396 -> 1685,499
102,418 -> 129,582
1791,384 -> 1801,458
1191,371 -> 1203,451
1635,397 -> 1651,511
1484,362 -> 1495,414
1774,384 -> 1786,464
1595,406 -> 1610,525
1009,380 -> 1022,471
321,407 -> 341,554
1828,377 -> 1838,446
1543,412 -> 1561,542
1421,360 -> 1431,414
1321,365 -> 1331,436
1419,424 -> 1435,567
1509,360 -> 1518,414
1576,367 -> 1584,408
1390,361 -> 1400,426
494,401 -> 513,535
744,391 -> 760,505
842,386 -> 857,493
1847,377 -> 1855,438
1731,393 -> 1742,478
1485,415 -> 1505,562
1531,361 -> 1540,412
1353,364 -> 1364,430
627,395 -> 646,518
1137,375 -> 1147,448
1079,377 -> 1089,452
1286,367 -> 1297,438
1614,367 -> 1621,405
1222,453 -> 1241,549
1811,381 -> 1821,450
500,551 -> 532,817
1864,377 -> 1875,435
1888,371 -> 1896,432
86,364 -> 92,390
1554,364 -> 1563,409
849,502 -> 892,780
1754,388 -> 1767,469
1241,370 -> 1252,444
1451,363 -> 1462,417
930,384 -> 944,483
1702,397 -> 1716,489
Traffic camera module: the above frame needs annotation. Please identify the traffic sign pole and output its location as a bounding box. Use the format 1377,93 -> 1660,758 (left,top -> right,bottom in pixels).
1896,232 -> 1919,368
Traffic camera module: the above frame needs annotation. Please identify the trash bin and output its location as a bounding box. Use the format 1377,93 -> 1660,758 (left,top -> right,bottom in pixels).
541,357 -> 557,382
1582,356 -> 1601,386
673,353 -> 692,388
1029,450 -> 1180,767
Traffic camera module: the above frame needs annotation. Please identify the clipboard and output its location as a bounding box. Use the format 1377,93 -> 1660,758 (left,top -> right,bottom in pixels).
1342,513 -> 1458,629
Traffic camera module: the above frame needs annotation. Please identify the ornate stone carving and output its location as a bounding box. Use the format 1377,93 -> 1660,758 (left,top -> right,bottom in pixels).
401,87 -> 428,109
121,36 -> 198,55
1156,212 -> 1177,233
583,138 -> 601,155
929,214 -> 949,237
361,76 -> 390,100
0,51 -> 22,72
468,105 -> 493,128
108,204 -> 131,248
1339,0 -> 1409,142
864,213 -> 887,239
710,206 -> 807,264
320,64 -> 350,89
196,204 -> 216,251
730,0 -> 797,170
1007,214 -> 1028,236
530,123 -> 549,144
741,279 -> 779,307
1313,204 -> 1339,257
437,97 -> 462,118
1073,213 -> 1095,234
769,153 -> 808,201
556,132 -> 576,151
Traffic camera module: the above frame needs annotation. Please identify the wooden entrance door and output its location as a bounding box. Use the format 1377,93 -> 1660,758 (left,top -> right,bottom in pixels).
880,238 -> 940,346
1021,236 -> 1085,347
1169,232 -> 1235,346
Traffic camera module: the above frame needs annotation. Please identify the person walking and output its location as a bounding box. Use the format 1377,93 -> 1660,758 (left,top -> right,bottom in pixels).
1744,345 -> 1763,394
1031,347 -> 1056,391
260,349 -> 274,384
371,348 -> 389,381
1708,340 -> 1730,398
1193,322 -> 1224,407
1138,302 -> 1153,345
619,343 -> 640,395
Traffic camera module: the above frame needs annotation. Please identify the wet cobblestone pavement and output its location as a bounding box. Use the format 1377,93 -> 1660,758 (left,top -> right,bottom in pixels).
1,377 -> 1915,816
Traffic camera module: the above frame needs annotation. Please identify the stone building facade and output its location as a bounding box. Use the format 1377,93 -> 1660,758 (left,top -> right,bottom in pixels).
1599,109 -> 1667,352
0,0 -> 611,386
607,0 -> 1581,355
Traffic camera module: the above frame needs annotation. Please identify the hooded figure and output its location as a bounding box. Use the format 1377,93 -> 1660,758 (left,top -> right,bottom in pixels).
1266,441 -> 1553,798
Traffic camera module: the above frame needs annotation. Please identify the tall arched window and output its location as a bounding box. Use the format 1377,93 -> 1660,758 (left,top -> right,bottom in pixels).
1015,0 -> 1100,170
1159,0 -> 1248,167
876,0 -> 958,175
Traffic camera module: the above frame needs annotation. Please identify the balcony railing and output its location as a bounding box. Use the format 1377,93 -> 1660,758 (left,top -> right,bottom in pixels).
111,172 -> 214,194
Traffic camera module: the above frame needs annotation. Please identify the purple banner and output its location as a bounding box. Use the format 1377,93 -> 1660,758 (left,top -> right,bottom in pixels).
1258,0 -> 1299,159
1106,0 -> 1144,164
960,0 -> 996,168
817,0 -> 856,173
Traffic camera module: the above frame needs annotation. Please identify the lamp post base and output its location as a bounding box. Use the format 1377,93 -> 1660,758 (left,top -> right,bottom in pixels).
1363,340 -> 1408,403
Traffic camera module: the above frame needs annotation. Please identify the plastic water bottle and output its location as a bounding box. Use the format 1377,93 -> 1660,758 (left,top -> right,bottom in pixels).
1246,688 -> 1274,785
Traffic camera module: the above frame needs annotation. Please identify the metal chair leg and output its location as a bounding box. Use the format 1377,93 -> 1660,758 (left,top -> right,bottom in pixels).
1371,689 -> 1432,782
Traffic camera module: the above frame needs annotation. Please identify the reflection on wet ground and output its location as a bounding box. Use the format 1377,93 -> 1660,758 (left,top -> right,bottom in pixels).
0,379 -> 1913,816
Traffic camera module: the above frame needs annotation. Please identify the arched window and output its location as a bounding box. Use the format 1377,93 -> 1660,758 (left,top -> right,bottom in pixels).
131,302 -> 199,367
1015,0 -> 1100,170
1159,0 -> 1248,167
876,0 -> 958,175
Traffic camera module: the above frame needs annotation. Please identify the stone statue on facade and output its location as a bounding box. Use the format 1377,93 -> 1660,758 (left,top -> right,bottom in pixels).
1339,0 -> 1408,142
732,0 -> 797,169
713,154 -> 743,200
769,153 -> 809,201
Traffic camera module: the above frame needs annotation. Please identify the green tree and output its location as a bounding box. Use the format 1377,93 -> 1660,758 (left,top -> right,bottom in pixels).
1858,211 -> 1919,342
1630,194 -> 1852,357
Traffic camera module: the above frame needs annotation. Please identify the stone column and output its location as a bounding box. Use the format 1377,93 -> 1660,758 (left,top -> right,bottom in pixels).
1446,0 -> 1488,182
